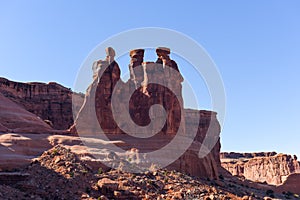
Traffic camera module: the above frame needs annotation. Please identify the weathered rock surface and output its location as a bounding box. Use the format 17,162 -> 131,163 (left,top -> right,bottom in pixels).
0,93 -> 52,133
0,77 -> 84,130
221,152 -> 300,186
276,173 -> 300,194
71,47 -> 221,179
0,133 -> 51,171
168,109 -> 221,179
0,123 -> 8,133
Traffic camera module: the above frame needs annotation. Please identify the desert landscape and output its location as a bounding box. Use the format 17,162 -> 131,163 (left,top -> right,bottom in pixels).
0,46 -> 299,200
1,1 -> 300,200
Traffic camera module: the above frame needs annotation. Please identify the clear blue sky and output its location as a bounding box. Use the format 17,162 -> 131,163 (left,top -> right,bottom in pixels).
1,1 -> 300,157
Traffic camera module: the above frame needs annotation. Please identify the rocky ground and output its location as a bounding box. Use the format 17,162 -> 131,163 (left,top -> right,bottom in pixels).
0,145 -> 298,200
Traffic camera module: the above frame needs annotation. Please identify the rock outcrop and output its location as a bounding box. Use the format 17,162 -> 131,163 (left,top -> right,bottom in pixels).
0,133 -> 51,171
221,152 -> 300,185
71,47 -> 221,179
276,173 -> 300,194
168,109 -> 220,179
0,47 -> 221,179
0,77 -> 84,130
0,92 -> 52,133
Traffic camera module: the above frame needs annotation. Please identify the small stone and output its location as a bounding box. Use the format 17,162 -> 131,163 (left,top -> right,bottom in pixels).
54,157 -> 61,164
97,178 -> 119,194
114,191 -> 121,197
99,195 -> 109,200
81,193 -> 89,198
173,191 -> 183,199
263,197 -> 272,200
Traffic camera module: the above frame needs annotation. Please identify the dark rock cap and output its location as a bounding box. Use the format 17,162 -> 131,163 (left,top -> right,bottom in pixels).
130,49 -> 145,57
156,47 -> 171,55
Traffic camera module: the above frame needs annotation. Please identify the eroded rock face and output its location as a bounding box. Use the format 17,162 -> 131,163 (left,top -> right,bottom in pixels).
221,152 -> 300,185
167,110 -> 220,178
276,173 -> 300,194
0,47 -> 221,179
0,93 -> 52,133
0,77 -> 84,130
71,47 -> 221,179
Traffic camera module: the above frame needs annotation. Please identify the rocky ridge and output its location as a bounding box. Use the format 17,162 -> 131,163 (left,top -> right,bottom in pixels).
0,77 -> 84,130
221,152 -> 300,185
221,152 -> 300,194
0,92 -> 52,133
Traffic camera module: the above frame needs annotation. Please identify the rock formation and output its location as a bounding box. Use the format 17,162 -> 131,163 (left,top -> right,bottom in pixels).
0,46 -> 221,179
0,92 -> 52,133
0,77 -> 84,130
71,47 -> 221,179
221,152 -> 300,185
276,173 -> 300,194
2,49 -> 300,198
220,152 -> 277,159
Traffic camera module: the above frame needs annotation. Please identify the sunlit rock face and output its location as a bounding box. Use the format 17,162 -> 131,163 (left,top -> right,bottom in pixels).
0,77 -> 84,130
221,152 -> 300,185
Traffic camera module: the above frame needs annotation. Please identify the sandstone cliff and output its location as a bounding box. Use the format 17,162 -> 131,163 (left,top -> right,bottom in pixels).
0,47 -> 222,179
71,47 -> 221,179
276,173 -> 300,194
0,77 -> 84,130
221,152 -> 300,185
0,92 -> 52,133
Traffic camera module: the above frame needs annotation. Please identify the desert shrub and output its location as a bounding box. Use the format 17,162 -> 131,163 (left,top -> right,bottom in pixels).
52,149 -> 58,156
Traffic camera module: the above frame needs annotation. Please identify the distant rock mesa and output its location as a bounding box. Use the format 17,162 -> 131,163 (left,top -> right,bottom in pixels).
221,152 -> 300,186
0,77 -> 84,130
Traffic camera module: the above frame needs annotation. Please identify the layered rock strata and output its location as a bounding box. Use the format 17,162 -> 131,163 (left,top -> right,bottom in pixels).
221,152 -> 300,185
0,77 -> 84,130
